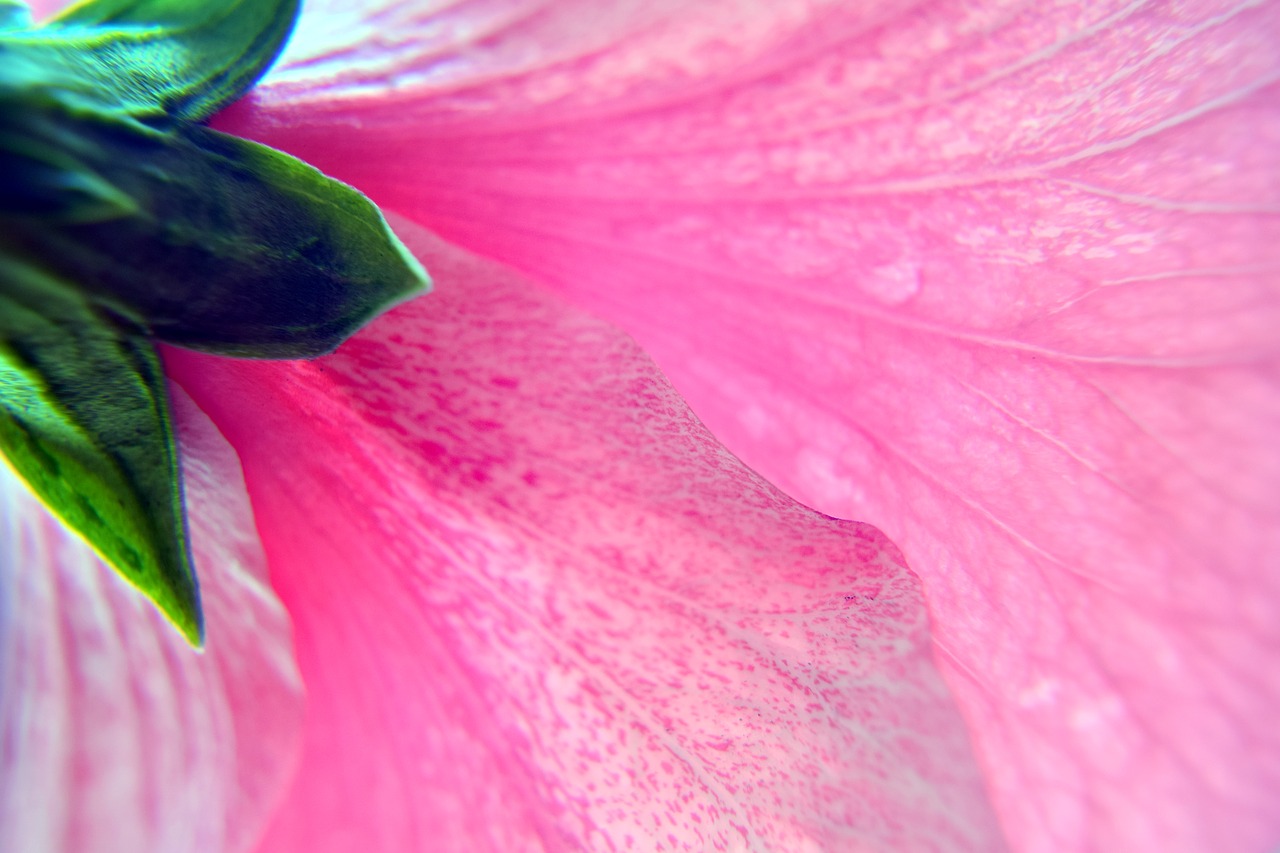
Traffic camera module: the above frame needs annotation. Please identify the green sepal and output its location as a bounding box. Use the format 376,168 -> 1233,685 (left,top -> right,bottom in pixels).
2,96 -> 430,358
0,258 -> 201,646
2,0 -> 299,122
0,0 -> 431,645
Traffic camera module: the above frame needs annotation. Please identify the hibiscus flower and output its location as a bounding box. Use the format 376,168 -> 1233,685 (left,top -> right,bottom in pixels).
3,1 -> 1277,851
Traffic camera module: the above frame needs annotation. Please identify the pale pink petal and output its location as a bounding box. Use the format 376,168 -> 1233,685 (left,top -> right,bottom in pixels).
214,1 -> 1280,850
0,387 -> 304,853
165,218 -> 1003,851
23,0 -> 59,19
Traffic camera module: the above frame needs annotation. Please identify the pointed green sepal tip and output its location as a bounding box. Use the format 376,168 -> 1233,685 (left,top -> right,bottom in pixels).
1,260 -> 204,647
4,105 -> 430,359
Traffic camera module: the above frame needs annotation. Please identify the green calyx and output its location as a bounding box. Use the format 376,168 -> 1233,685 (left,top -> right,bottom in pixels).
0,0 -> 431,646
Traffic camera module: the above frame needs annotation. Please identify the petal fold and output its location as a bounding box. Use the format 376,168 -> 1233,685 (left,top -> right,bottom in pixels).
165,218 -> 1003,852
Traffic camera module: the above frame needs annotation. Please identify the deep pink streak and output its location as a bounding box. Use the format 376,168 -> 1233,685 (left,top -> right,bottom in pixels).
167,220 -> 1002,851
213,0 -> 1280,849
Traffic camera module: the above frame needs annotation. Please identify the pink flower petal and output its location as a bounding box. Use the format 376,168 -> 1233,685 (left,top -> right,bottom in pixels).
165,219 -> 1004,851
213,1 -> 1280,850
0,386 -> 304,852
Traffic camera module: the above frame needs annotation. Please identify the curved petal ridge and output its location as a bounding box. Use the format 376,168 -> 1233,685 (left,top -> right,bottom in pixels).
164,217 -> 1004,852
210,1 -> 1280,850
0,385 -> 304,852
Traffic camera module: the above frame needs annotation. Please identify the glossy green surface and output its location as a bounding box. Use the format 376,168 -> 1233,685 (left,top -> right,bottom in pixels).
7,0 -> 300,121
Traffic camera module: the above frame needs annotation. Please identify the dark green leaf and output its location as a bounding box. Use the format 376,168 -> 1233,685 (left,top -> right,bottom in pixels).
2,96 -> 430,358
3,0 -> 298,122
0,257 -> 201,645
